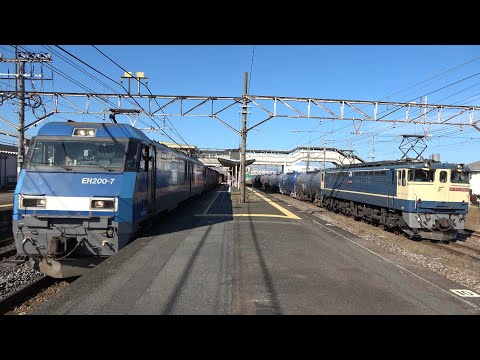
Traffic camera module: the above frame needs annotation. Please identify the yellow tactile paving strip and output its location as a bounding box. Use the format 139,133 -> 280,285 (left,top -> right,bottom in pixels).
195,187 -> 301,220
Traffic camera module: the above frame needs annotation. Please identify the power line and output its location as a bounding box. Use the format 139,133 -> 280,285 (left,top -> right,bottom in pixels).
386,55 -> 480,99
90,45 -> 189,145
334,72 -> 480,150
44,45 -> 123,95
90,45 -> 191,149
332,55 -> 480,148
55,45 -> 124,89
17,45 -> 115,108
56,45 -> 185,148
248,45 -> 256,94
14,46 -> 170,144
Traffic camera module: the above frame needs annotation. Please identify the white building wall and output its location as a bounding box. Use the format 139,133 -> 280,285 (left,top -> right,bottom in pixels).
0,154 -> 17,187
470,172 -> 480,196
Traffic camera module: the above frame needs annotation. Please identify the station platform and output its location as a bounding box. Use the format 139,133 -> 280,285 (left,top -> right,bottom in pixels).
0,190 -> 13,232
0,189 -> 14,209
31,183 -> 479,315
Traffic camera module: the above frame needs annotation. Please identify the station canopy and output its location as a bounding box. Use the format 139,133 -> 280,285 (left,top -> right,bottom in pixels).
217,156 -> 255,168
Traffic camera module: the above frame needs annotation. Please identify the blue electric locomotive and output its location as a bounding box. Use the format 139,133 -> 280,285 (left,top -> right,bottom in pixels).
13,121 -> 221,278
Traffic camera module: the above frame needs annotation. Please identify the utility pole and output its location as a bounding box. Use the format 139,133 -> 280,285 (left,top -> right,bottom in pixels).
240,72 -> 248,203
0,47 -> 52,176
18,60 -> 25,177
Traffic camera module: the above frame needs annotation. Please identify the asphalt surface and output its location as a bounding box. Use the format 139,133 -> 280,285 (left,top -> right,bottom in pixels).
31,185 -> 480,315
0,190 -> 13,208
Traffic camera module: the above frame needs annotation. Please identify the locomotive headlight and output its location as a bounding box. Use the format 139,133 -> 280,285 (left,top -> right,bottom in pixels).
90,199 -> 115,210
22,197 -> 46,208
73,128 -> 96,137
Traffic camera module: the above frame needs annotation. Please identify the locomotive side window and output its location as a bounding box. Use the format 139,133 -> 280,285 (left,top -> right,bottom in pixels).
408,170 -> 413,182
125,141 -> 139,171
439,171 -> 448,183
401,170 -> 406,186
139,145 -> 149,172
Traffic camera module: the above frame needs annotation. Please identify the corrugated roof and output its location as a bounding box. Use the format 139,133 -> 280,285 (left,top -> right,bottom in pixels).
467,161 -> 480,171
217,157 -> 255,167
0,144 -> 17,152
0,144 -> 17,155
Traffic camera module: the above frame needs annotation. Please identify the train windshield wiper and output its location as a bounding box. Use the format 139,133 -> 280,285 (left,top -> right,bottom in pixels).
84,163 -> 115,172
36,162 -> 72,171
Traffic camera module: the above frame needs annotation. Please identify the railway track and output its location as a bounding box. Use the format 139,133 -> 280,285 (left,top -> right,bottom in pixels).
0,233 -> 15,256
0,236 -> 16,261
427,240 -> 480,263
0,275 -> 56,315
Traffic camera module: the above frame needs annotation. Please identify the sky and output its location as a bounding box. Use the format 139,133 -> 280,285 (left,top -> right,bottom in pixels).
1,45 -> 479,166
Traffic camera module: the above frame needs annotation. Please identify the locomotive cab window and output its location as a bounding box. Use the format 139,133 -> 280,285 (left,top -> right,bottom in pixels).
28,138 -> 128,172
408,169 -> 434,182
451,171 -> 469,184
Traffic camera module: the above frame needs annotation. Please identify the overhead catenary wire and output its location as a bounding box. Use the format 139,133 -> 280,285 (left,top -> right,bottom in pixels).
17,45 -> 116,109
326,55 -> 480,152
15,46 -> 170,142
248,45 -> 256,94
44,45 -> 125,95
4,45 -> 480,162
4,45 -> 191,148
329,73 -> 480,157
54,45 -> 187,148
90,45 -> 192,149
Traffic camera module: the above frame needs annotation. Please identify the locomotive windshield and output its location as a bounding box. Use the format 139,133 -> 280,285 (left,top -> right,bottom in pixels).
27,138 -> 129,171
407,169 -> 434,182
451,170 -> 469,184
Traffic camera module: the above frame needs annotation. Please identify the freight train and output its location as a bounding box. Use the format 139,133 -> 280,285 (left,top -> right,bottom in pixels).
255,159 -> 470,241
13,121 -> 222,278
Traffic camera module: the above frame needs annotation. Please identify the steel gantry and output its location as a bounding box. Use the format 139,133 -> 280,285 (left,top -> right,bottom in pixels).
1,88 -> 479,202
1,90 -> 478,129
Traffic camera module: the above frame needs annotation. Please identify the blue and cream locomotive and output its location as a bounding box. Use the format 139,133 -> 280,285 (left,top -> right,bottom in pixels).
256,159 -> 470,241
13,121 -> 221,278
